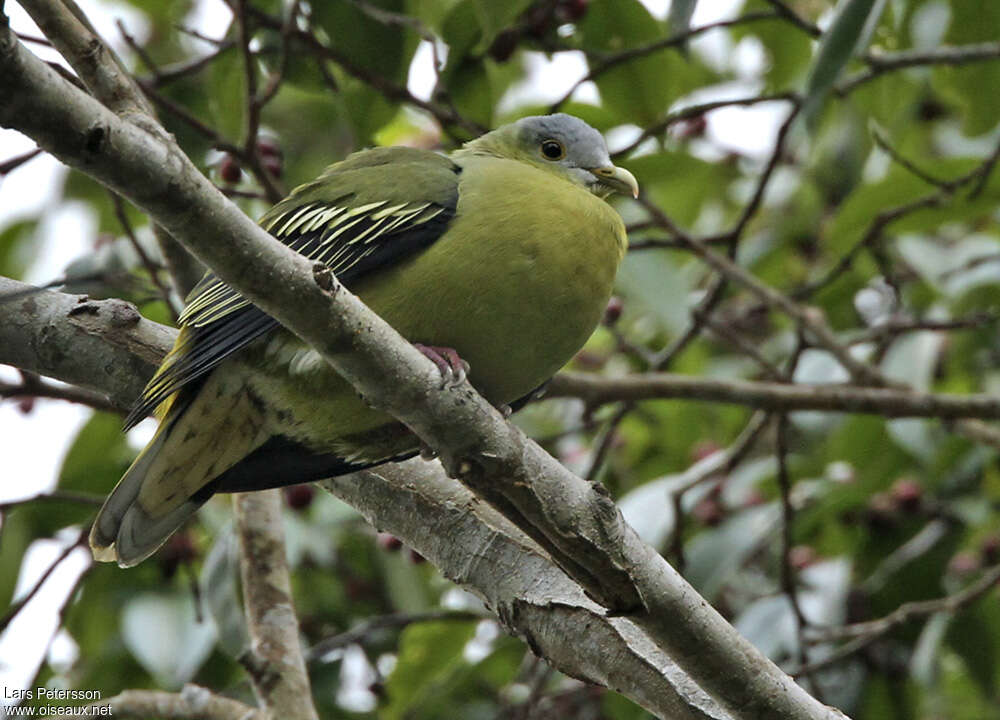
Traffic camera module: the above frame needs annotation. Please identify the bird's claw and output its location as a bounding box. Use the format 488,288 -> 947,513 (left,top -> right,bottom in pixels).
414,344 -> 470,389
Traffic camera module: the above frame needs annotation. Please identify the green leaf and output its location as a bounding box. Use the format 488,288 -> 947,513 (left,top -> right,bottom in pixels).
442,57 -> 494,128
121,592 -> 217,689
616,250 -> 699,338
911,611 -> 951,685
405,0 -> 465,34
803,0 -> 887,124
934,0 -> 1000,135
199,525 -> 248,659
624,150 -> 737,227
471,0 -> 533,47
735,3 -> 813,90
576,0 -> 678,125
313,0 -> 418,83
685,502 -> 783,600
208,48 -> 247,143
28,412 -> 134,537
0,510 -> 33,610
439,0 -> 483,59
946,605 -> 997,697
384,620 -> 478,719
0,219 -> 40,280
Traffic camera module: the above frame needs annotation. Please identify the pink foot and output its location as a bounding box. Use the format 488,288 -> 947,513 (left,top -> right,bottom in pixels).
414,344 -> 470,388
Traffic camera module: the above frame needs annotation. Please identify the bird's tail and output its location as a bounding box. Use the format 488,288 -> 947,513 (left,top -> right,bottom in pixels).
89,422 -> 207,567
90,377 -> 268,567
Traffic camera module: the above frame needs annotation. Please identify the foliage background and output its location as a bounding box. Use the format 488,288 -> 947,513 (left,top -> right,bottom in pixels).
2,0 -> 1000,718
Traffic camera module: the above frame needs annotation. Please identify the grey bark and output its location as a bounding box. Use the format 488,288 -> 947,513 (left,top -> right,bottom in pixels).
0,20 -> 847,720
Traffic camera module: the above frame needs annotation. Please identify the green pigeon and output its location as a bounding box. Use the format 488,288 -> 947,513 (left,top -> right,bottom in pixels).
90,113 -> 638,566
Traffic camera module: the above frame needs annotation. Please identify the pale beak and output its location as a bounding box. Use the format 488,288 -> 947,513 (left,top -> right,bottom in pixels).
590,165 -> 639,199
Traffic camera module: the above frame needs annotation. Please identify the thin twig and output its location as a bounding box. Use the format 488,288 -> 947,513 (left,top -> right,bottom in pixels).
110,192 -> 181,320
614,93 -> 799,159
0,146 -> 44,176
840,42 -> 1000,94
308,609 -> 484,661
0,529 -> 88,633
547,371 -> 1000,420
762,0 -> 821,37
550,12 -> 784,111
0,489 -> 104,513
796,563 -> 1000,676
0,377 -> 121,413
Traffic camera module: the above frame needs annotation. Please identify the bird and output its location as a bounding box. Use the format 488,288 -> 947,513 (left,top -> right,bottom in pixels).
89,113 -> 639,567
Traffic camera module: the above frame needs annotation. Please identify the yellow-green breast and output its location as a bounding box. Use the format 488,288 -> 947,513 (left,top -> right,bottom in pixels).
244,153 -> 627,461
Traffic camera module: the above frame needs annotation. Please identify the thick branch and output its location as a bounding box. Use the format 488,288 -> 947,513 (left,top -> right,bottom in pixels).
19,0 -> 153,117
0,283 -> 730,720
18,0 -> 202,298
0,27 -> 844,719
0,277 -> 175,409
548,371 -> 1000,420
322,462 -> 736,720
89,684 -> 262,719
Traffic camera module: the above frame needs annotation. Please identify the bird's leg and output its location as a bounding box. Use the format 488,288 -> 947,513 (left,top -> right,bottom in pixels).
413,344 -> 470,388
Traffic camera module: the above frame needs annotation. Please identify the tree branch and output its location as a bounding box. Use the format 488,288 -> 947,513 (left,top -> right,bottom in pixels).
321,461 -> 738,720
234,491 -> 319,720
841,42 -> 1000,94
0,282 -> 735,720
796,563 -> 1000,676
18,0 -> 202,298
546,371 -> 1000,420
89,684 -> 263,719
0,23 -> 845,720
0,277 -> 175,410
19,0 -> 153,117
0,373 -> 121,413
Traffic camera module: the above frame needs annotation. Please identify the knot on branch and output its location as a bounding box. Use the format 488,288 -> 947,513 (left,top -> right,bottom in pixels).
312,262 -> 339,293
67,296 -> 141,327
238,649 -> 280,693
83,122 -> 106,155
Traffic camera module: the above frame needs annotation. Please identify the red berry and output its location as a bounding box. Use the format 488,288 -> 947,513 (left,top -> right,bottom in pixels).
691,440 -> 721,463
16,397 -> 35,414
948,551 -> 980,577
677,115 -> 707,140
376,532 -> 403,551
981,535 -> 1000,565
159,532 -> 196,578
692,496 -> 724,526
261,154 -> 283,179
558,0 -> 589,22
256,136 -> 282,159
219,155 -> 242,184
788,545 -> 817,570
488,29 -> 520,63
284,484 -> 315,511
524,4 -> 554,37
573,350 -> 606,370
602,296 -> 623,325
889,478 -> 922,513
863,492 -> 897,532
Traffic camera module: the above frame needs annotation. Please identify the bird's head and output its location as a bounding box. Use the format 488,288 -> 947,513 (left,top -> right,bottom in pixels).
459,114 -> 639,200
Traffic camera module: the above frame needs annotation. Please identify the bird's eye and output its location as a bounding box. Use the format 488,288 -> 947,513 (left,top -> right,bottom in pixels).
540,140 -> 565,160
